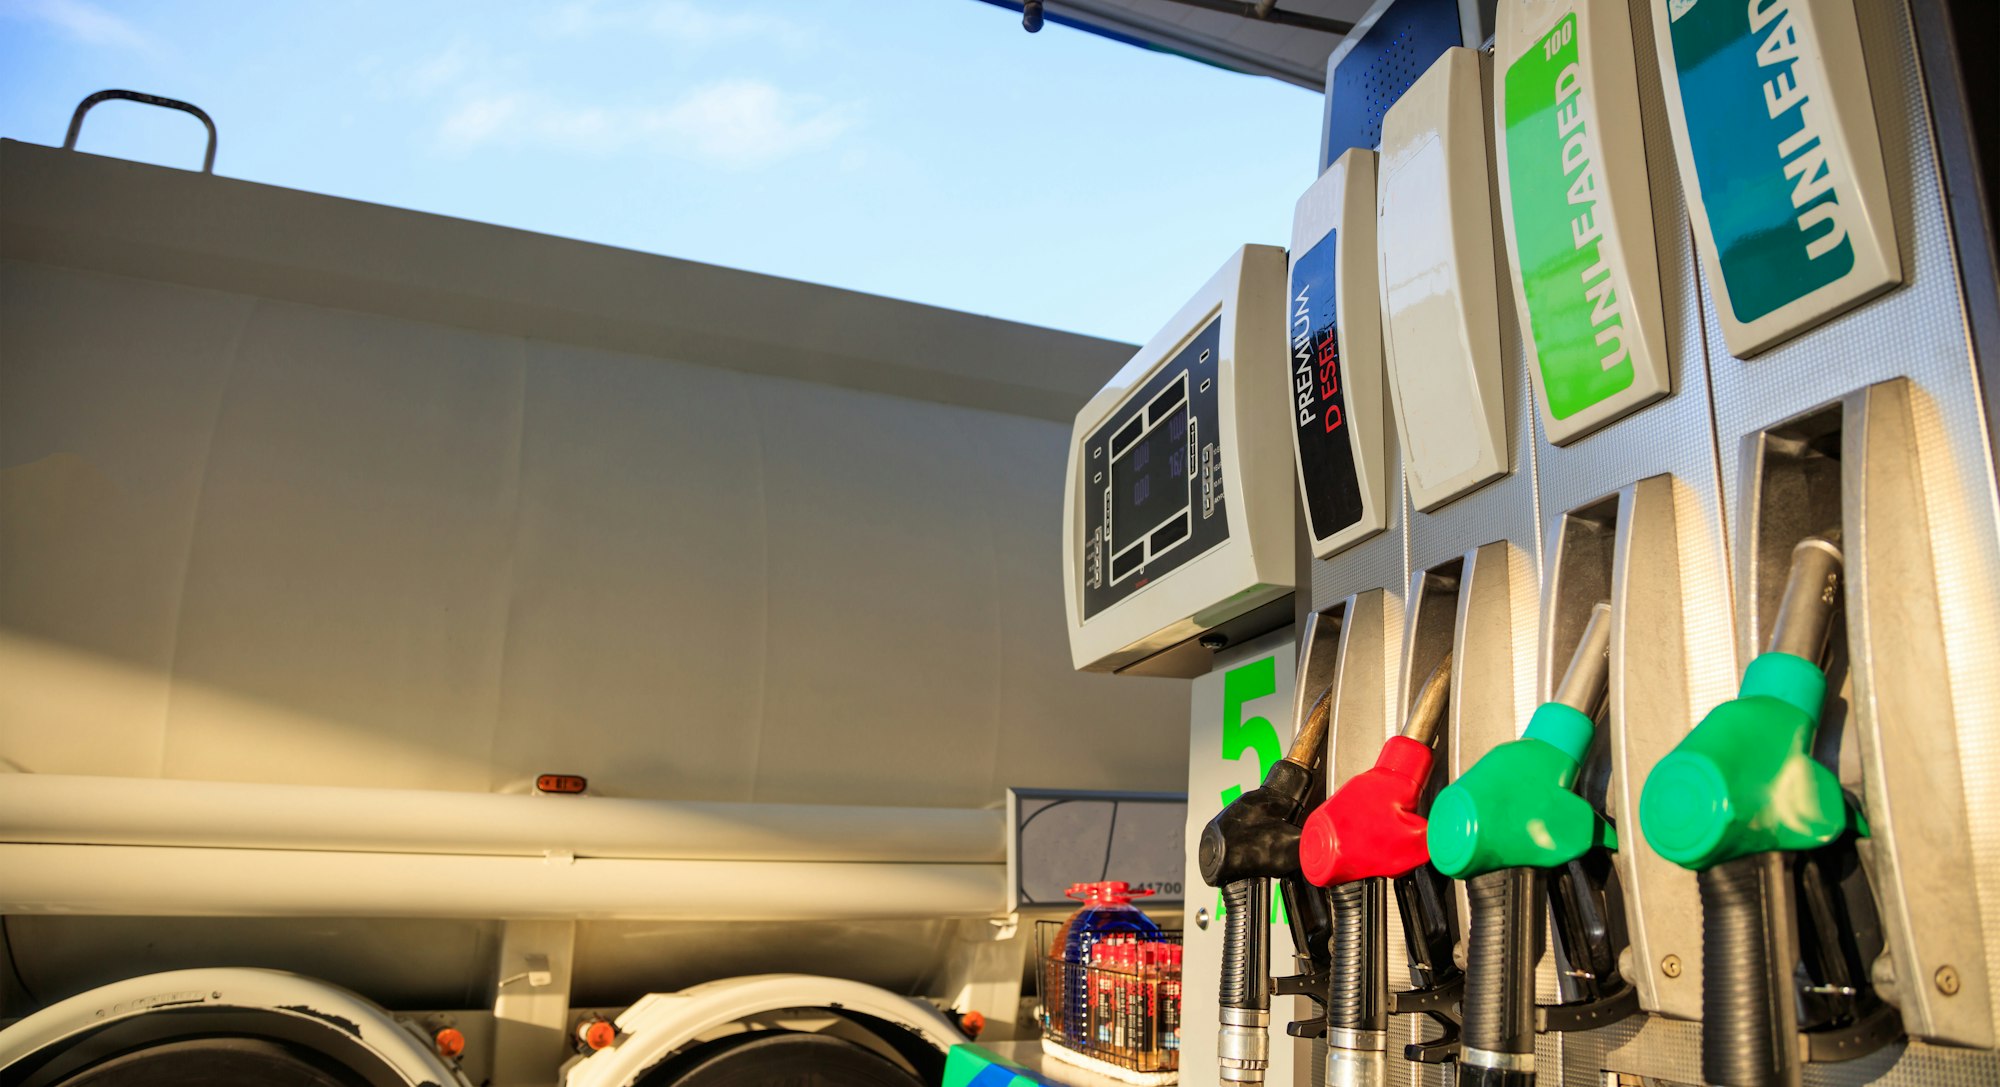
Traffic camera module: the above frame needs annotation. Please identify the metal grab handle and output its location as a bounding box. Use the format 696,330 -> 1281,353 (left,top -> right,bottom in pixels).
63,89 -> 217,173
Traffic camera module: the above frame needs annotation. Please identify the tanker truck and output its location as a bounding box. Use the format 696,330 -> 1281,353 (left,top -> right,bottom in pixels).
0,120 -> 1193,1086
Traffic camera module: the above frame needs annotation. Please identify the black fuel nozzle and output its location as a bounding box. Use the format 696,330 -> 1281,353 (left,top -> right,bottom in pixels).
1198,759 -> 1314,887
1199,686 -> 1330,888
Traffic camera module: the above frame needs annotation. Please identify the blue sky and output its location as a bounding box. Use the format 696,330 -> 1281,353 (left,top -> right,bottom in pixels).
0,0 -> 1323,343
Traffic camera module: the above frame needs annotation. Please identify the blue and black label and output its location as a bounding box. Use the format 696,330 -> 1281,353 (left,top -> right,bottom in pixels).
1290,232 -> 1365,542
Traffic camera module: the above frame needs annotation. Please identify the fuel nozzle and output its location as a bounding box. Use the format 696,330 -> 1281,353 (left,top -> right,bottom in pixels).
1197,689 -> 1328,887
1426,604 -> 1623,1087
1641,538 -> 1851,871
1297,654 -> 1451,888
1428,604 -> 1614,881
1199,684 -> 1334,1085
1641,537 -> 1865,1087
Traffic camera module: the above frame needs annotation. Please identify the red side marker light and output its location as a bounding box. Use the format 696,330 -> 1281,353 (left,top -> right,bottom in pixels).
434,1026 -> 466,1059
536,774 -> 588,795
577,1016 -> 617,1051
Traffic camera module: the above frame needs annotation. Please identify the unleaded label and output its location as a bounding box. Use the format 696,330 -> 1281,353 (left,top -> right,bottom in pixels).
1668,0 -> 1857,323
1288,231 -> 1364,540
1503,12 -> 1635,421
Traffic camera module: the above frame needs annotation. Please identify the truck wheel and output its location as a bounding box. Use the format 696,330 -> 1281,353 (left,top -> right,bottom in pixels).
642,1030 -> 927,1087
36,1036 -> 371,1087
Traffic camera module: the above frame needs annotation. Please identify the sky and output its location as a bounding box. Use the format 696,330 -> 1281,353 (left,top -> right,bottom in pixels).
0,0 -> 1325,344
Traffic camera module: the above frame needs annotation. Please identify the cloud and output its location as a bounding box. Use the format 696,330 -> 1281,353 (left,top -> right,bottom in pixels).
648,80 -> 853,167
1,0 -> 151,50
548,0 -> 808,49
438,95 -> 524,150
436,79 -> 856,169
410,41 -> 474,93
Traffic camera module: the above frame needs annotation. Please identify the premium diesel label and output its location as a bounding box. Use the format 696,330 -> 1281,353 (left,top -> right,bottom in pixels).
1503,12 -> 1635,421
1288,231 -> 1365,540
1667,0 -> 1858,323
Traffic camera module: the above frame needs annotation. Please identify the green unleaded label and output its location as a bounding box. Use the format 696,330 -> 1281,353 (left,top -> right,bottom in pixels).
1503,12 -> 1634,421
1668,0 -> 1855,323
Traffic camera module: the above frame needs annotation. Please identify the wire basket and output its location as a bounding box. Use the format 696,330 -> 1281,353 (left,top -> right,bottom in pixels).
1034,919 -> 1181,1075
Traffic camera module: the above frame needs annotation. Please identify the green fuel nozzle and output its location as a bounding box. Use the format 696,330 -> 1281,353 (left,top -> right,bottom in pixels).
1426,603 -> 1614,880
1640,538 -> 1854,872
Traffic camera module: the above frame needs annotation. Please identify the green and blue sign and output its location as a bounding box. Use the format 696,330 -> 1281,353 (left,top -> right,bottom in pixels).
1667,0 -> 1859,324
1503,12 -> 1637,421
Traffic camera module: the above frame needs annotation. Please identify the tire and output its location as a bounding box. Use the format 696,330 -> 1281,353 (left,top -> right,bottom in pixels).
641,1030 -> 927,1087
46,1036 -> 371,1087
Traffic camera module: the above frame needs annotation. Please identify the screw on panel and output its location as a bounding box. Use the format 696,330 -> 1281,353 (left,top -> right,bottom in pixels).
1935,965 -> 1961,996
1661,954 -> 1683,979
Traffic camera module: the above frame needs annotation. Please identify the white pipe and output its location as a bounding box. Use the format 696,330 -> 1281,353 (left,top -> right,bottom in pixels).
0,774 -> 1003,863
0,844 -> 1006,921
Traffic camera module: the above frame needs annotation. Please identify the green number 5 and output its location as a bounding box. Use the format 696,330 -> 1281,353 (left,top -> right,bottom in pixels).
1216,655 -> 1287,924
1221,656 -> 1282,784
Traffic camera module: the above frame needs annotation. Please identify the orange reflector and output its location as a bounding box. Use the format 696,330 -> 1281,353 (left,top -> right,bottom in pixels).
958,1009 -> 986,1039
579,1017 -> 617,1051
536,774 -> 588,795
434,1026 -> 466,1059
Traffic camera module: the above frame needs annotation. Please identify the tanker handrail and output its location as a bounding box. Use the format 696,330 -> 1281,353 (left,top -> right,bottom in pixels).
0,772 -> 1003,864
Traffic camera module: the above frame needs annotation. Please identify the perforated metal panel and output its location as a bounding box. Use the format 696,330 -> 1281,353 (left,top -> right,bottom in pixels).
1320,0 -> 1475,164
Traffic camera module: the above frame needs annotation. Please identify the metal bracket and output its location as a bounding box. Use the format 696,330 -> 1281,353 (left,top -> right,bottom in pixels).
63,89 -> 217,173
1389,975 -> 1463,1064
1536,982 -> 1639,1033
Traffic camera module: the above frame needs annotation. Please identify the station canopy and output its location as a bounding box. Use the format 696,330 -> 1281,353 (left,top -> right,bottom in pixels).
974,0 -> 1378,89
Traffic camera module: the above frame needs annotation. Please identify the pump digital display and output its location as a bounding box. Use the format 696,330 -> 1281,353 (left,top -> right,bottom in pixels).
1108,378 -> 1190,561
1290,231 -> 1365,540
1081,317 -> 1228,620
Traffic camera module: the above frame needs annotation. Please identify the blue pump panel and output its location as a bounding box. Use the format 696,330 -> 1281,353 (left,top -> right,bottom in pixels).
1320,0 -> 1478,166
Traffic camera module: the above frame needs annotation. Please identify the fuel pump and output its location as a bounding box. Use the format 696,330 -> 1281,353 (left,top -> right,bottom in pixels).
1426,603 -> 1635,1087
1295,655 -> 1459,1084
1197,680 -> 1335,1083
1640,539 -> 1868,1086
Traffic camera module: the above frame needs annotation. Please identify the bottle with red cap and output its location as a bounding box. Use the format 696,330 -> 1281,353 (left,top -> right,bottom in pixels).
1050,881 -> 1160,1047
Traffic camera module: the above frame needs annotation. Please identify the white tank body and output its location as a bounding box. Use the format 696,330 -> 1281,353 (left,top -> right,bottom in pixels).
0,138 -> 1190,1023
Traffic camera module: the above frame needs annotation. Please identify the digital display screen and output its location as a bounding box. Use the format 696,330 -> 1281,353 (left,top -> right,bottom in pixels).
1109,405 -> 1190,557
1079,317 -> 1226,620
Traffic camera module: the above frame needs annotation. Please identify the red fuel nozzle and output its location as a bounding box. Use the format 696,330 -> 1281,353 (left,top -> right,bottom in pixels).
1297,655 -> 1450,887
1298,735 -> 1435,885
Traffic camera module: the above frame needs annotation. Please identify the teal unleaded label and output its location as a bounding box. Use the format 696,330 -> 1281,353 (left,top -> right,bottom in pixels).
1503,11 -> 1635,420
1668,0 -> 1856,323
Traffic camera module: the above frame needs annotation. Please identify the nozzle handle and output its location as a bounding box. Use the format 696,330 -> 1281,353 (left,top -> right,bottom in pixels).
1698,855 -> 1796,1087
1459,868 -> 1541,1086
1218,878 -> 1272,1082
